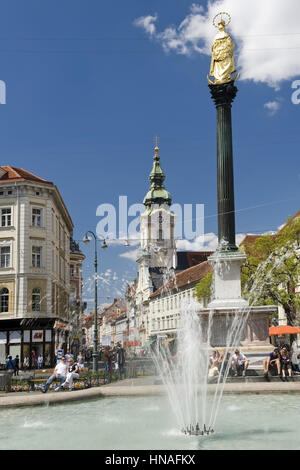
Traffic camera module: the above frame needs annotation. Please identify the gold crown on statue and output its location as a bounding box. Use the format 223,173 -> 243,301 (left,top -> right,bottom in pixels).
212,12 -> 231,28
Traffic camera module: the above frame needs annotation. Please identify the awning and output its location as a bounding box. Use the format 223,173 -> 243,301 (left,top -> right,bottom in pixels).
269,325 -> 300,336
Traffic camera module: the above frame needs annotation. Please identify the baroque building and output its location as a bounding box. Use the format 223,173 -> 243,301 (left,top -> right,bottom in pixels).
69,238 -> 86,359
0,166 -> 82,368
135,145 -> 176,350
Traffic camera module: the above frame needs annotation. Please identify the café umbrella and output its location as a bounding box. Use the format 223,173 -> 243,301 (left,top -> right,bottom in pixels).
269,325 -> 300,336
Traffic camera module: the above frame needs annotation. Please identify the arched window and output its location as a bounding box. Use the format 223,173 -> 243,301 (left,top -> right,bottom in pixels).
32,288 -> 41,312
0,288 -> 9,312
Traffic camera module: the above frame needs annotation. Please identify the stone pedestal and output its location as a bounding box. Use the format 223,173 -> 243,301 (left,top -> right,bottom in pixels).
198,305 -> 277,349
207,251 -> 248,309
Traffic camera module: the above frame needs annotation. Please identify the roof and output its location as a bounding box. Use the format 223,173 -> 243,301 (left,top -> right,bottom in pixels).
0,166 -> 53,185
103,298 -> 127,323
240,235 -> 262,246
150,260 -> 213,299
240,210 -> 300,247
82,312 -> 103,329
277,210 -> 300,234
143,146 -> 172,207
0,165 -> 74,230
176,251 -> 213,272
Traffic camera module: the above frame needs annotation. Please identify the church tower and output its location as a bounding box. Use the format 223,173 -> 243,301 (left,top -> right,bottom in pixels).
136,144 -> 176,304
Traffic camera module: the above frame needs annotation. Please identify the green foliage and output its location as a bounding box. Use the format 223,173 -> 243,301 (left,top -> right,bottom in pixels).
242,216 -> 300,325
194,272 -> 213,302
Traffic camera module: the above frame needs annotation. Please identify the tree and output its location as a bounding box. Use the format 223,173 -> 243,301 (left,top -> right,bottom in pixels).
195,215 -> 300,325
194,272 -> 213,304
241,216 -> 300,325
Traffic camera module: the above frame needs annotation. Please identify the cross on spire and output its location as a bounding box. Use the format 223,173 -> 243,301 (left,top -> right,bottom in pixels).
153,135 -> 160,148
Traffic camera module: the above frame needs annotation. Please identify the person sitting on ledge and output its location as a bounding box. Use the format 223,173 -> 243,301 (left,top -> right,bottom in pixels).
41,356 -> 67,393
217,352 -> 232,376
280,346 -> 293,382
56,357 -> 80,391
231,349 -> 249,377
263,348 -> 281,381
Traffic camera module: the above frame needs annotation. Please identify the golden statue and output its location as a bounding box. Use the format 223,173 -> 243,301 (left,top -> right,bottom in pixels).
207,12 -> 239,85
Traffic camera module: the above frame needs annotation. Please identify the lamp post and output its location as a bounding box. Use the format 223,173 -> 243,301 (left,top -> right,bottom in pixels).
83,231 -> 107,372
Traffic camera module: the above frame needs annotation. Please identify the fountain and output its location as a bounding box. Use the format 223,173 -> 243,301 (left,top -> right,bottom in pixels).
149,12 -> 277,437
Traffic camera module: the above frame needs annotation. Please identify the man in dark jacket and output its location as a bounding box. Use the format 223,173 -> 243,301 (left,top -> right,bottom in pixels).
117,342 -> 126,379
13,355 -> 20,376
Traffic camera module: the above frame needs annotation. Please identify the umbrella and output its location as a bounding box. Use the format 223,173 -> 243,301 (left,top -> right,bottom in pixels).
269,325 -> 300,336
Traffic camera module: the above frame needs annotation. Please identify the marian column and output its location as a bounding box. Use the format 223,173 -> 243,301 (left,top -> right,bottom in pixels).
207,13 -> 247,309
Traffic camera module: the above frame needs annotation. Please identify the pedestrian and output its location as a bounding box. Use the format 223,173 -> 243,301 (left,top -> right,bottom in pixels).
13,355 -> 20,376
103,346 -> 113,373
6,355 -> 15,372
41,356 -> 68,393
77,351 -> 84,370
112,344 -> 118,370
56,358 -> 79,391
37,354 -> 43,369
116,342 -> 126,379
31,350 -> 37,369
291,341 -> 300,373
65,349 -> 74,363
23,356 -> 29,369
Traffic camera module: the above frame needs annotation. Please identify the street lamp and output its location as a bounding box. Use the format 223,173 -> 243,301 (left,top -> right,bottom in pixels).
83,231 -> 107,371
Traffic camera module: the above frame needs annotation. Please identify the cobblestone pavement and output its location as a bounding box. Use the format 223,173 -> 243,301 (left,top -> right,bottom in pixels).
1,375 -> 300,408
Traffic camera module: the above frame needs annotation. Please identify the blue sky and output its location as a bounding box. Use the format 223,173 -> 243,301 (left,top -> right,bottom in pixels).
0,0 -> 299,309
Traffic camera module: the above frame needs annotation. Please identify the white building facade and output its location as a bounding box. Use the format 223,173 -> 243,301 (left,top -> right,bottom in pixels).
0,166 -> 74,368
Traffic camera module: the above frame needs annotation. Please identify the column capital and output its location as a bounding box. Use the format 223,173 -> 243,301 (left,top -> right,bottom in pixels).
209,81 -> 238,107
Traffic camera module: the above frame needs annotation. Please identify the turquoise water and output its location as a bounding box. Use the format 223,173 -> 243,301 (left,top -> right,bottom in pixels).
0,394 -> 299,450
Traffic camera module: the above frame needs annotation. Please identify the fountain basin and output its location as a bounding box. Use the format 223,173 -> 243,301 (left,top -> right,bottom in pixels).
0,392 -> 299,450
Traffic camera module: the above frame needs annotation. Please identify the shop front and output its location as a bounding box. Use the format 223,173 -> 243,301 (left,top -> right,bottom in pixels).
0,318 -> 56,369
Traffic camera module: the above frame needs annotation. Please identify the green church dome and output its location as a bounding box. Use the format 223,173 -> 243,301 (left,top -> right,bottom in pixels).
143,146 -> 172,207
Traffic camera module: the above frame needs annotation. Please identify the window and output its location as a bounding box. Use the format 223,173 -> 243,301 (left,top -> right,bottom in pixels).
70,264 -> 74,277
32,208 -> 42,227
1,208 -> 11,227
0,246 -> 10,267
0,288 -> 9,312
32,288 -> 41,312
32,246 -> 42,268
158,212 -> 163,240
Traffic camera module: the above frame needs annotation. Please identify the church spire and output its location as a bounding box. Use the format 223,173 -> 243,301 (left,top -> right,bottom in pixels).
143,144 -> 172,208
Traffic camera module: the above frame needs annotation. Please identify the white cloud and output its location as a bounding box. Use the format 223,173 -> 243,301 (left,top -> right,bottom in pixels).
264,100 -> 281,115
133,14 -> 158,36
134,0 -> 300,87
119,248 -> 139,261
176,232 -> 246,251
